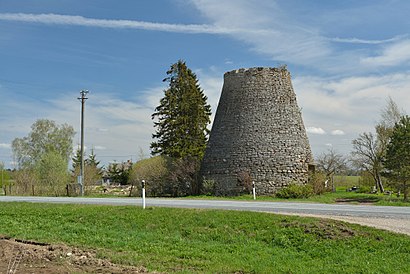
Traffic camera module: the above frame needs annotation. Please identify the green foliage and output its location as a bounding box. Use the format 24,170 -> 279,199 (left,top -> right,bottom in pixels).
167,156 -> 201,196
351,132 -> 385,192
151,60 -> 211,159
308,172 -> 328,195
384,115 -> 410,201
201,178 -> 216,196
107,161 -> 132,185
35,151 -> 70,196
12,119 -> 75,168
128,156 -> 170,196
129,156 -> 201,197
86,148 -> 101,167
357,171 -> 375,187
351,97 -> 404,194
0,163 -> 11,189
276,183 -> 313,199
71,147 -> 82,171
1,203 -> 409,273
71,148 -> 103,194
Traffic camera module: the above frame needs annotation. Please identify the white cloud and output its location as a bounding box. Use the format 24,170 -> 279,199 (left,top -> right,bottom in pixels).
331,130 -> 345,136
195,71 -> 223,123
361,39 -> 410,67
306,127 -> 326,135
0,143 -> 11,149
294,72 -> 410,156
0,10 -> 333,65
1,7 -> 405,74
190,0 -> 331,64
0,13 -> 236,34
94,146 -> 106,150
330,35 -> 405,45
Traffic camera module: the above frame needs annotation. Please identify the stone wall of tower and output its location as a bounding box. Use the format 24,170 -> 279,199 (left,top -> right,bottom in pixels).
200,67 -> 313,195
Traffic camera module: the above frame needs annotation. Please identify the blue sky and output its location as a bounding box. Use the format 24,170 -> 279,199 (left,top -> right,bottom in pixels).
1,0 -> 410,169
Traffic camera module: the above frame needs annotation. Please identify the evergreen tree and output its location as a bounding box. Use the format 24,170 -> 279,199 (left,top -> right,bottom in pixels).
86,148 -> 101,168
384,115 -> 410,201
151,60 -> 211,159
71,148 -> 103,192
72,147 -> 82,171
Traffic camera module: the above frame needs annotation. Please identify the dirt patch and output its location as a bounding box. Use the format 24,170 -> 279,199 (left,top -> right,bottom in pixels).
281,219 -> 366,240
335,197 -> 380,204
0,235 -> 149,274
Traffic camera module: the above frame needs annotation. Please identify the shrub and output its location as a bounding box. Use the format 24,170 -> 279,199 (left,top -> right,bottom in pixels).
308,172 -> 328,195
167,157 -> 200,196
358,171 -> 374,187
236,170 -> 252,194
355,186 -> 372,193
275,183 -> 313,199
128,156 -> 170,197
201,178 -> 216,196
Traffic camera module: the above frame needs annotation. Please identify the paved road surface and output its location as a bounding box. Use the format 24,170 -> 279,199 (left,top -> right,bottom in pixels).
0,196 -> 409,219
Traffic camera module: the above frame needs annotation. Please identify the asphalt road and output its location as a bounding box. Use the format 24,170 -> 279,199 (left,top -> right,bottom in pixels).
0,196 -> 409,219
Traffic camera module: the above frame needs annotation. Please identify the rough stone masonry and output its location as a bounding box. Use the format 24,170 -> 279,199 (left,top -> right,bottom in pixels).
200,66 -> 313,195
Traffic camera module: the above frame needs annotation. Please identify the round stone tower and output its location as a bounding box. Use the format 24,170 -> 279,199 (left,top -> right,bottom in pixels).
201,66 -> 313,195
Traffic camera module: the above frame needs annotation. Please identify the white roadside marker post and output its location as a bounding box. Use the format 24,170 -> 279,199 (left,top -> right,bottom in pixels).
252,181 -> 256,200
141,180 -> 146,209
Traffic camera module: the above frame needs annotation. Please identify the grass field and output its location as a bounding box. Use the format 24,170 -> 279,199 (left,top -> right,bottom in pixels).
185,188 -> 409,206
0,202 -> 409,273
84,176 -> 409,206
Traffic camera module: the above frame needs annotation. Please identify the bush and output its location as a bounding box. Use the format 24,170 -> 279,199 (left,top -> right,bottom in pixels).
128,156 -> 170,197
308,172 -> 328,195
358,171 -> 375,187
355,186 -> 372,193
129,156 -> 201,197
201,178 -> 216,196
236,170 -> 252,194
275,183 -> 313,199
167,157 -> 200,196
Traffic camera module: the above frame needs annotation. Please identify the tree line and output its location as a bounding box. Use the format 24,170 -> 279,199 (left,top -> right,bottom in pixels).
316,97 -> 410,201
4,60 -> 410,200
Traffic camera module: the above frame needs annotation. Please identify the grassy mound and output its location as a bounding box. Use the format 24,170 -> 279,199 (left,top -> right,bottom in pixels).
0,202 -> 409,273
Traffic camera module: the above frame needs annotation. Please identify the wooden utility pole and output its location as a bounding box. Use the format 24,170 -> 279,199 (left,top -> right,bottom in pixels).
78,90 -> 88,196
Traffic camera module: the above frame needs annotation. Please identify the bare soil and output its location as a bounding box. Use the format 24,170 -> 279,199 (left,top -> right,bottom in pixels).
0,235 -> 149,274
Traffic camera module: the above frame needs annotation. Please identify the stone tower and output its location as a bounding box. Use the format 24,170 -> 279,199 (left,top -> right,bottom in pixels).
201,67 -> 313,195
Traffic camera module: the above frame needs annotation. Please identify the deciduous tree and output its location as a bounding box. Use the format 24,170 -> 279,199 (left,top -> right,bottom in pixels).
12,119 -> 75,168
351,97 -> 404,193
351,132 -> 385,192
316,148 -> 347,191
35,151 -> 70,196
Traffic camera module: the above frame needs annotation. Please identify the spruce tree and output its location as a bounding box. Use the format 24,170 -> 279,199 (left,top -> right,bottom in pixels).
151,60 -> 211,159
86,148 -> 101,168
384,115 -> 410,201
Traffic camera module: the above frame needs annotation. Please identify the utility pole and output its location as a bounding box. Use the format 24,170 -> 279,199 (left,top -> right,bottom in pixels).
1,162 -> 4,196
78,90 -> 89,196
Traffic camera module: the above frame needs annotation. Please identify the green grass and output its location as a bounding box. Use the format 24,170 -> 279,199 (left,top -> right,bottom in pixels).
184,189 -> 410,206
0,202 -> 409,273
333,175 -> 361,188
182,175 -> 409,206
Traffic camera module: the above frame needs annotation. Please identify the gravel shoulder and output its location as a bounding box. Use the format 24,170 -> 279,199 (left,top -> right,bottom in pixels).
278,212 -> 410,236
